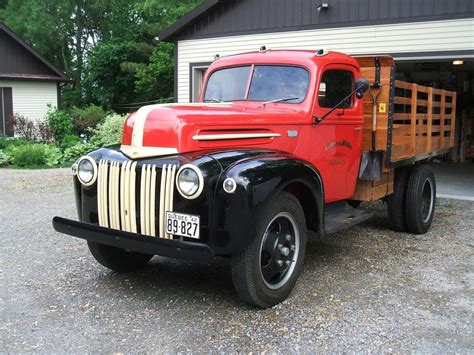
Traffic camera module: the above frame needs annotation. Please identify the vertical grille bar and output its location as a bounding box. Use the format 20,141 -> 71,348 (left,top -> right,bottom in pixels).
140,165 -> 147,234
97,160 -> 109,228
109,161 -> 121,230
149,166 -> 157,237
159,164 -> 167,238
129,162 -> 137,233
120,162 -> 127,231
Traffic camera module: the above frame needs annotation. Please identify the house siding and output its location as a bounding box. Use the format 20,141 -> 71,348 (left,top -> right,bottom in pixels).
174,0 -> 474,40
176,18 -> 474,103
0,80 -> 58,122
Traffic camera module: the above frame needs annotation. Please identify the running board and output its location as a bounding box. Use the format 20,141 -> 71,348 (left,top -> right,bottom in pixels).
324,202 -> 374,235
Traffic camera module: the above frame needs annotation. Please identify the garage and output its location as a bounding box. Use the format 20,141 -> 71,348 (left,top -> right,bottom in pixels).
159,0 -> 473,198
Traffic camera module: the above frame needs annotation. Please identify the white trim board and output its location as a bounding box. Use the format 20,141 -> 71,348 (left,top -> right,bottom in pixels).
177,18 -> 474,103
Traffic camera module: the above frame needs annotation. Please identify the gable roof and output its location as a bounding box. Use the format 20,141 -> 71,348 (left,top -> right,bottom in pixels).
0,22 -> 70,82
158,0 -> 221,41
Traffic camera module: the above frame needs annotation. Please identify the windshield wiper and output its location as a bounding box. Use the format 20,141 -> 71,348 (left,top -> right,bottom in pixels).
262,97 -> 299,105
204,98 -> 223,103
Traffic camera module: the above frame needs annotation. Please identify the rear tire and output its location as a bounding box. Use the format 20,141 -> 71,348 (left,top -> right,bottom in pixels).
387,166 -> 412,232
87,241 -> 153,273
231,192 -> 307,308
405,164 -> 436,234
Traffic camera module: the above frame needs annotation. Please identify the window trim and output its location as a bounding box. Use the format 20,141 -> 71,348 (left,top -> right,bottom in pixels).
317,68 -> 355,110
189,62 -> 212,103
202,64 -> 311,104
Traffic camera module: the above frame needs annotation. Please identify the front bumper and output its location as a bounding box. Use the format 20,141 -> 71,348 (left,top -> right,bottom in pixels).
52,216 -> 214,261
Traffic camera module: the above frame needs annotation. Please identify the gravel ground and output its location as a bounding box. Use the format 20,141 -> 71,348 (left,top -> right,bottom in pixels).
1,168 -> 473,352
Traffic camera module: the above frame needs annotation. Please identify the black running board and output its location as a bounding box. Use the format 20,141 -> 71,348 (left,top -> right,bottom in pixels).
324,202 -> 374,235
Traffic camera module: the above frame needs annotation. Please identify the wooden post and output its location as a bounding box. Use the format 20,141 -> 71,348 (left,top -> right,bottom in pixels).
410,83 -> 417,155
440,89 -> 446,149
450,92 -> 457,148
427,87 -> 433,153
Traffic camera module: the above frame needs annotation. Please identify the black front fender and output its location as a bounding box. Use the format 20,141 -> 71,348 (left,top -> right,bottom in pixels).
211,153 -> 324,256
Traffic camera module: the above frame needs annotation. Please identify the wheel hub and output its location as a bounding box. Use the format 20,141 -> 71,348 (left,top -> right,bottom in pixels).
259,212 -> 300,290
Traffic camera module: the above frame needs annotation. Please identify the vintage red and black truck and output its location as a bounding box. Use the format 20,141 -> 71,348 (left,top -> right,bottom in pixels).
53,49 -> 457,308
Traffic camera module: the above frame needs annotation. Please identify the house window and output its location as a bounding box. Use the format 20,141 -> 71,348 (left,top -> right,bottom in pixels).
0,87 -> 13,137
190,63 -> 211,102
318,70 -> 353,108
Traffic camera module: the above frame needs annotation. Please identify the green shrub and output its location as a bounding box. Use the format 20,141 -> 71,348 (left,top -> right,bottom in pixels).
4,138 -> 29,154
9,143 -> 47,167
60,134 -> 81,151
90,113 -> 126,147
0,150 -> 10,166
46,108 -> 74,143
0,134 -> 8,149
44,145 -> 63,167
71,105 -> 107,134
61,142 -> 97,164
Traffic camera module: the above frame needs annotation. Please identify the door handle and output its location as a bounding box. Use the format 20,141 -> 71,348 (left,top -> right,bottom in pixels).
355,127 -> 363,131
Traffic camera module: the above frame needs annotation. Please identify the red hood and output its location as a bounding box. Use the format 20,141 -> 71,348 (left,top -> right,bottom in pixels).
121,103 -> 309,159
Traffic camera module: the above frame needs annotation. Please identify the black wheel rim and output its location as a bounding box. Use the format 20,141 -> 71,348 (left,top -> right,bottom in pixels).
259,212 -> 300,290
421,178 -> 434,223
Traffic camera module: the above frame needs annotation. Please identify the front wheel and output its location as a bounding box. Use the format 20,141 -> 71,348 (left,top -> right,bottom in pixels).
231,192 -> 307,308
87,241 -> 153,273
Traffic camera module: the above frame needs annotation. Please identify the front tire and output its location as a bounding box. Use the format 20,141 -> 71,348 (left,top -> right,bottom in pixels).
231,192 -> 307,308
87,241 -> 153,273
405,164 -> 436,234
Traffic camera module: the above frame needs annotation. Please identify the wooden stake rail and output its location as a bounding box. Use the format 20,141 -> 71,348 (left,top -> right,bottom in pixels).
391,80 -> 456,162
352,55 -> 457,202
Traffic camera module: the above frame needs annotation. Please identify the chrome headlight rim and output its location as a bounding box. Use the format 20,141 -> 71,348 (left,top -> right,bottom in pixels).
76,156 -> 98,187
175,164 -> 204,200
223,177 -> 237,194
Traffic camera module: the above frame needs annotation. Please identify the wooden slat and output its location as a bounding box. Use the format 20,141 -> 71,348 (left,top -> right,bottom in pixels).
410,83 -> 417,156
450,92 -> 457,147
426,87 -> 433,152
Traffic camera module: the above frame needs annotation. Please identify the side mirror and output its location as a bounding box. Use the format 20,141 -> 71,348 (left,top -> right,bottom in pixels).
354,78 -> 369,99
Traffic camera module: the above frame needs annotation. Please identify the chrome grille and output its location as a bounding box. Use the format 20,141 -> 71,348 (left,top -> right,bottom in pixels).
97,159 -> 176,237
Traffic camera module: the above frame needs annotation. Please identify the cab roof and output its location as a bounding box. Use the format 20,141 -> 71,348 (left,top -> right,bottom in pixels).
210,50 -> 360,70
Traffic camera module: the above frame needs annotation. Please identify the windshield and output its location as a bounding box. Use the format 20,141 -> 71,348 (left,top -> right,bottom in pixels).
203,65 -> 309,103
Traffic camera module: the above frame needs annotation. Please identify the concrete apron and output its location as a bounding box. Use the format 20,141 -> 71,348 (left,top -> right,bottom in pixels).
430,162 -> 474,201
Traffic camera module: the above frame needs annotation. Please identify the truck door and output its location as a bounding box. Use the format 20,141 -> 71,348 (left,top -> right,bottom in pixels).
311,64 -> 364,203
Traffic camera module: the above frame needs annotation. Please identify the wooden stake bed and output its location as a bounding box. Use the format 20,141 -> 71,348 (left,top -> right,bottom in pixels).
351,56 -> 457,202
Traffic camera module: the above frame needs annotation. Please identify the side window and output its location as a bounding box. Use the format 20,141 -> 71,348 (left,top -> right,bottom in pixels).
318,70 -> 353,109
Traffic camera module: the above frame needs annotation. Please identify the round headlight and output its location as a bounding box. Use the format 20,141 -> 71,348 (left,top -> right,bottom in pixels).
176,164 -> 204,199
77,156 -> 98,186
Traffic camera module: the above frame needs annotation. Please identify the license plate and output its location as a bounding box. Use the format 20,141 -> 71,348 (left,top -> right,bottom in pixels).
166,212 -> 200,239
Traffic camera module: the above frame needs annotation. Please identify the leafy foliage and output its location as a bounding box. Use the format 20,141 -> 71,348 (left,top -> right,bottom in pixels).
0,134 -> 8,149
1,0 -> 203,109
71,105 -> 107,134
46,108 -> 74,143
9,114 -> 53,142
90,113 -> 126,147
9,143 -> 47,167
0,150 -> 10,166
61,142 -> 97,165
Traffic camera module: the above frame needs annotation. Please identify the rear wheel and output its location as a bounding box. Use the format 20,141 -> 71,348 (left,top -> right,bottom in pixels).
387,166 -> 412,232
231,192 -> 307,308
87,241 -> 153,273
405,164 -> 436,234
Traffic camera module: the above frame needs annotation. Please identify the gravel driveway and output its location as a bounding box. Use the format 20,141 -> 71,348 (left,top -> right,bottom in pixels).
1,168 -> 473,352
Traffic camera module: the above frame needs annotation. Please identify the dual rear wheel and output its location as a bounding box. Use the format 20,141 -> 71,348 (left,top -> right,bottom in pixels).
387,164 -> 436,234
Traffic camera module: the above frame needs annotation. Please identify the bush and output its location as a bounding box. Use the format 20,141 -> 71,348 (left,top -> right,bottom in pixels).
0,150 -> 10,166
61,142 -> 97,164
10,114 -> 36,140
46,108 -> 74,143
44,145 -> 63,167
0,134 -> 7,149
60,134 -> 81,151
90,113 -> 126,147
9,143 -> 47,167
71,105 -> 107,134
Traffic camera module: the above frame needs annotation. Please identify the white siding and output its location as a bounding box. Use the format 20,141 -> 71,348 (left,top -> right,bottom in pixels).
177,18 -> 474,103
0,80 -> 58,122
